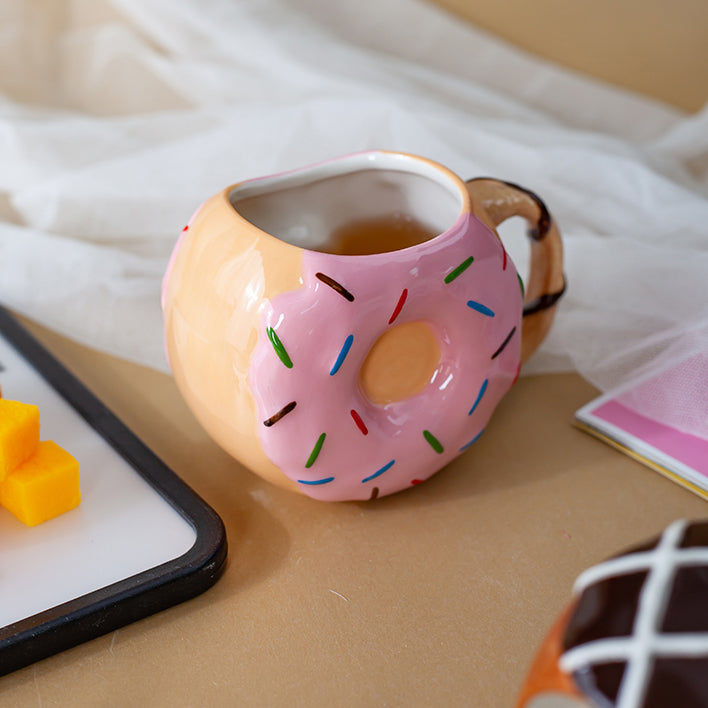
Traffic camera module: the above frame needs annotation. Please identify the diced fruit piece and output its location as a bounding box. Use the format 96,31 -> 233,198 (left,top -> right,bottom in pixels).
0,440 -> 81,526
0,399 -> 40,481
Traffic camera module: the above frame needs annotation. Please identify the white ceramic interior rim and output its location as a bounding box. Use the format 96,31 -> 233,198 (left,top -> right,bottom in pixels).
227,151 -> 467,253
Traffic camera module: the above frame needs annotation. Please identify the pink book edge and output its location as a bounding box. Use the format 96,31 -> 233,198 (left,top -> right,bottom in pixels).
575,396 -> 708,497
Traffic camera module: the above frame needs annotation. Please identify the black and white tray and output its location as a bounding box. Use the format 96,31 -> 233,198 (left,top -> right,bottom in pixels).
0,307 -> 227,676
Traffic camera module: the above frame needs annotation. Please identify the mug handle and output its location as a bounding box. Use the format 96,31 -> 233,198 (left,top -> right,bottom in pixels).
466,178 -> 565,363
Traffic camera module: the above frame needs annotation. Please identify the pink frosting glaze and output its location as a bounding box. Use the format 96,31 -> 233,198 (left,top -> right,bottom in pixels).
248,211 -> 523,501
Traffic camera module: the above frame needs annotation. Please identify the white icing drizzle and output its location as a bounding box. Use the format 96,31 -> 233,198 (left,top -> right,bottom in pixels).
571,553 -> 656,594
571,546 -> 708,595
560,520 -> 708,708
563,633 -> 708,669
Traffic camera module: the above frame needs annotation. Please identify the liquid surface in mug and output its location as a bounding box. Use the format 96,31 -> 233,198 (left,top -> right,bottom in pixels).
326,213 -> 439,256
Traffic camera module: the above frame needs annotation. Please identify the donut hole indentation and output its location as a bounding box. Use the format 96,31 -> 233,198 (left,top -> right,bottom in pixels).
359,322 -> 440,405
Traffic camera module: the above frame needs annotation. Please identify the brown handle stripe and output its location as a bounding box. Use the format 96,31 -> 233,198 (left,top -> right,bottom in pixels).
523,279 -> 566,317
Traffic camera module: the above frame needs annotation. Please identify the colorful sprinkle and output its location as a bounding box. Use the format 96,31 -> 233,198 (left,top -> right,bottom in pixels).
369,487 -> 379,500
411,479 -> 424,485
263,400 -> 297,427
517,273 -> 525,297
266,326 -> 293,368
297,476 -> 335,485
350,409 -> 368,435
466,301 -> 495,317
330,334 -> 354,375
305,432 -> 326,468
468,378 -> 489,416
491,326 -> 517,360
502,248 -> 507,270
444,256 -> 474,284
362,460 -> 395,484
316,272 -> 354,302
388,288 -> 408,324
512,363 -> 521,385
423,430 -> 444,454
182,225 -> 189,232
459,429 -> 485,451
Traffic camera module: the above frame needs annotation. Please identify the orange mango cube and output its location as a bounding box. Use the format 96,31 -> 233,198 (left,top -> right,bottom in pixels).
0,440 -> 81,526
0,399 -> 40,481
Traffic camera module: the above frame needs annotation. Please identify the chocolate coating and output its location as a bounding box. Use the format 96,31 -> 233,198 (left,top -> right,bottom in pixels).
680,522 -> 708,548
662,566 -> 708,633
559,520 -> 708,707
574,662 -> 626,707
563,572 -> 647,650
644,658 -> 708,708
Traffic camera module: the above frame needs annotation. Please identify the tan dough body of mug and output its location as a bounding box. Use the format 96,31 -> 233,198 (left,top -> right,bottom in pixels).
162,152 -> 564,498
164,190 -> 303,492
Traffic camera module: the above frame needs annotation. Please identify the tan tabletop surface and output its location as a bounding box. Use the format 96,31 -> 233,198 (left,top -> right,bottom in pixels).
3,318 -> 707,707
3,3 -> 708,706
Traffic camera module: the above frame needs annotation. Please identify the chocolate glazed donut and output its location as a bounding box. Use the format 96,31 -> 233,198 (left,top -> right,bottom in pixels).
517,519 -> 708,708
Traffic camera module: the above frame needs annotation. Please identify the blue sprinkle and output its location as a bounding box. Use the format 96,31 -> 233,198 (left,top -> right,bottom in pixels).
362,460 -> 395,484
459,429 -> 485,451
467,301 -> 495,317
468,378 -> 489,416
297,476 -> 335,485
330,334 -> 354,375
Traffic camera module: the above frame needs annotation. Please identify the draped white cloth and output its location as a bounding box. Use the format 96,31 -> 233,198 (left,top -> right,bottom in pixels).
1,0 -> 707,438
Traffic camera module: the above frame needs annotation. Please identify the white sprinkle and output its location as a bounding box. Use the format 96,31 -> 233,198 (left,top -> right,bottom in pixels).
329,589 -> 349,602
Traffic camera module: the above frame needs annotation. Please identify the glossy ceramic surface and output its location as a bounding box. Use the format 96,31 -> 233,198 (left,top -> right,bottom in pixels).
163,152 -> 531,501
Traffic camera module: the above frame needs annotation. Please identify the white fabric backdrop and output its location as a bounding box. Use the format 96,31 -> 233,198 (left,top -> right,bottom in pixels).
1,0 -> 707,438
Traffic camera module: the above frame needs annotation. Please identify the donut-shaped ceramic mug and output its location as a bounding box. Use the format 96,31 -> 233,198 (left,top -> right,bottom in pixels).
162,151 -> 564,501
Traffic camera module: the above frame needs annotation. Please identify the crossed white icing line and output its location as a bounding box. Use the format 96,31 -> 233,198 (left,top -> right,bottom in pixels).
560,520 -> 708,708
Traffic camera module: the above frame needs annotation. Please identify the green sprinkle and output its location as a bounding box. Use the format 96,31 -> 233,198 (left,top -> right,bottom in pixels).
305,433 -> 326,468
423,430 -> 444,454
267,326 -> 293,368
444,256 -> 474,284
517,273 -> 525,297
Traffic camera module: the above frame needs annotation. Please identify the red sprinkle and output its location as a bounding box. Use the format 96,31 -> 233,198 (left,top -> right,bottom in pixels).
182,225 -> 189,232
411,479 -> 424,486
512,363 -> 521,385
350,409 -> 368,435
502,248 -> 507,270
388,288 -> 408,325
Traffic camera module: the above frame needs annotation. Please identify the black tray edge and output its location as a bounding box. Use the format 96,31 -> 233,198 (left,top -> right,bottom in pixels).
0,306 -> 228,677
